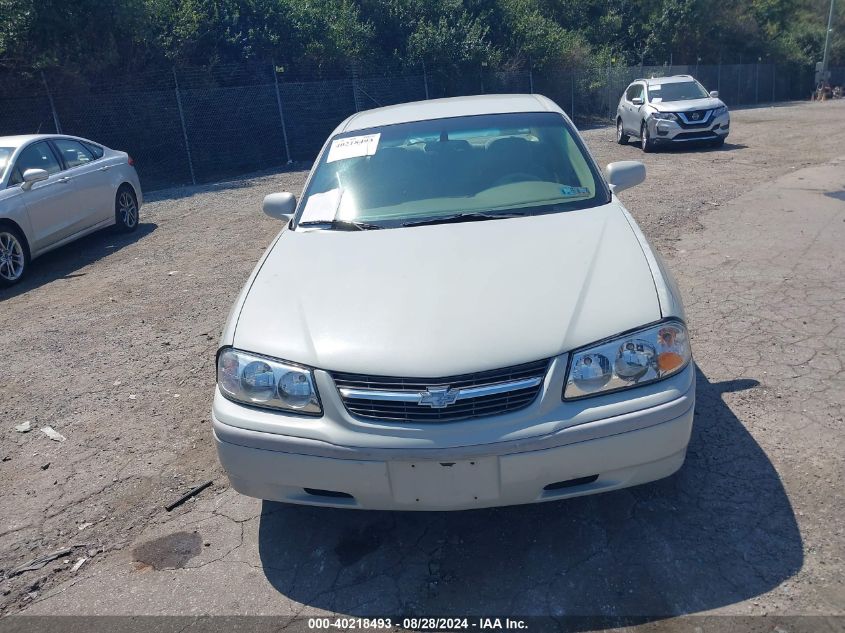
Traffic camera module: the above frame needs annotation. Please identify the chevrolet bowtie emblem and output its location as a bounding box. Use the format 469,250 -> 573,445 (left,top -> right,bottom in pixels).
418,386 -> 460,408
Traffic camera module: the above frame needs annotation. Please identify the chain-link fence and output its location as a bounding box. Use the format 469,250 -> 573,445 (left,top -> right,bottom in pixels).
0,61 -> 828,190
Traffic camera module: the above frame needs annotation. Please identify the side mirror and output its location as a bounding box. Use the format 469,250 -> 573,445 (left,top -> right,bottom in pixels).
21,168 -> 49,191
709,90 -> 719,98
263,192 -> 296,222
606,161 -> 646,193
631,97 -> 644,106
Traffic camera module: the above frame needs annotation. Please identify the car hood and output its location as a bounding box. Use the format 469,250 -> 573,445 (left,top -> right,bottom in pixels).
233,201 -> 662,376
652,97 -> 724,112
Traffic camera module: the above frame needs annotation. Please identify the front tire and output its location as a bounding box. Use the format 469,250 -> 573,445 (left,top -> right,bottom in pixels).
115,186 -> 139,232
616,119 -> 629,144
640,122 -> 654,153
0,225 -> 29,288
711,137 -> 726,148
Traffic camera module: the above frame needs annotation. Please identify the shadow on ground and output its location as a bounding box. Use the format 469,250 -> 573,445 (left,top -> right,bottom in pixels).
654,142 -> 748,153
143,162 -> 311,202
257,367 -> 801,620
0,223 -> 156,301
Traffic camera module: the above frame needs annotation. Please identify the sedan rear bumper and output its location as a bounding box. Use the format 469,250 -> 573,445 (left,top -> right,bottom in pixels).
214,381 -> 695,511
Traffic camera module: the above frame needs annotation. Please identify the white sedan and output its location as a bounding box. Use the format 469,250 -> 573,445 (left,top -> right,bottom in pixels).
0,134 -> 143,286
213,94 -> 694,511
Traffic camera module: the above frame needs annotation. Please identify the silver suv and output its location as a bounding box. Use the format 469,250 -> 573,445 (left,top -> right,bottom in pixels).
616,75 -> 730,151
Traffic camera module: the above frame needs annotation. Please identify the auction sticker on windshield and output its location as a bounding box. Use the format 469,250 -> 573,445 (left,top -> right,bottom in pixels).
327,133 -> 381,163
560,185 -> 591,197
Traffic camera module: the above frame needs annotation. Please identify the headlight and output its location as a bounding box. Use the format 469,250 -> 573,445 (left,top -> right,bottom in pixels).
650,112 -> 677,121
713,105 -> 728,117
563,320 -> 691,400
217,348 -> 322,414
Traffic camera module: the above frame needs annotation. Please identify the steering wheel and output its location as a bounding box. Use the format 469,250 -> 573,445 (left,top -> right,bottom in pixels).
491,172 -> 537,187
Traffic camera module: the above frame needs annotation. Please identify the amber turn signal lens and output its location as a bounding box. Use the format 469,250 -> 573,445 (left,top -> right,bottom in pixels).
658,351 -> 684,372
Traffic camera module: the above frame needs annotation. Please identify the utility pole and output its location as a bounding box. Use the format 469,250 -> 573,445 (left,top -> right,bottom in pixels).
351,63 -> 362,112
821,0 -> 836,79
173,68 -> 196,186
528,58 -> 534,94
40,71 -> 62,134
271,60 -> 292,164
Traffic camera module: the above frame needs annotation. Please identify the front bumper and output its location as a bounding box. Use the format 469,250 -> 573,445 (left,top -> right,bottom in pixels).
213,366 -> 695,511
648,113 -> 730,143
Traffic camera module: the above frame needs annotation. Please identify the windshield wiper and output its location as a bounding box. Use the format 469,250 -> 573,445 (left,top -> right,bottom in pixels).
402,211 -> 530,227
299,219 -> 382,231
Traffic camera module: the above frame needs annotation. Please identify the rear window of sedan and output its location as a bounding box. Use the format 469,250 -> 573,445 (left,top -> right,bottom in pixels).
53,139 -> 95,168
297,111 -> 609,229
81,141 -> 104,159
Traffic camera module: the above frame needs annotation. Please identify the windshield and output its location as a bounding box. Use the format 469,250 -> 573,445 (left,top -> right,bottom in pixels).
295,112 -> 609,229
0,148 -> 13,180
647,81 -> 709,103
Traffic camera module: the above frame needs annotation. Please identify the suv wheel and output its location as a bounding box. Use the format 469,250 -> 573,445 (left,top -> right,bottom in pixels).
616,119 -> 629,145
640,122 -> 654,153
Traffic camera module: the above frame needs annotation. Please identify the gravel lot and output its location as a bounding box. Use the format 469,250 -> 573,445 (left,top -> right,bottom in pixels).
1,100 -> 844,621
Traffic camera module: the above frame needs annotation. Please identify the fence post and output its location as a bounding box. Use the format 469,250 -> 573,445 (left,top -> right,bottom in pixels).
571,72 -> 575,120
528,63 -> 534,94
422,61 -> 430,100
271,60 -> 292,164
607,64 -> 612,120
173,68 -> 196,186
755,63 -> 759,103
351,63 -> 362,112
772,64 -> 776,102
40,71 -> 62,134
717,59 -> 721,94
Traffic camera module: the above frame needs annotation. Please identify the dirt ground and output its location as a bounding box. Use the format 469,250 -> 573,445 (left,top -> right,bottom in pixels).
1,100 -> 844,623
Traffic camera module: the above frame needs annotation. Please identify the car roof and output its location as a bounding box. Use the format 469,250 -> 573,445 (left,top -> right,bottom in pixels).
0,134 -> 104,149
338,94 -> 564,133
0,134 -> 62,148
634,75 -> 696,86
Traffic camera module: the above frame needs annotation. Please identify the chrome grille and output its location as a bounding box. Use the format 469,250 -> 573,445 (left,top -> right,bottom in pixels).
331,359 -> 549,423
676,109 -> 711,126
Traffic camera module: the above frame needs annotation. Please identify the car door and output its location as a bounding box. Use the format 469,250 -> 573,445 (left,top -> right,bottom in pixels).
8,141 -> 79,250
50,138 -> 114,228
619,84 -> 633,130
634,84 -> 647,131
623,84 -> 643,133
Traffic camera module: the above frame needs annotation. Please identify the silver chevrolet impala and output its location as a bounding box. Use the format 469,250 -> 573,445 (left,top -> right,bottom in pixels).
214,94 -> 695,511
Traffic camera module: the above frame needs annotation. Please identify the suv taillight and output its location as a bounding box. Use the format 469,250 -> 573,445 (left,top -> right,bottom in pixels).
127,155 -> 135,166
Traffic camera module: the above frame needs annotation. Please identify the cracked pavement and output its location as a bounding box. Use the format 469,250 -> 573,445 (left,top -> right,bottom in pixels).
1,100 -> 843,620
